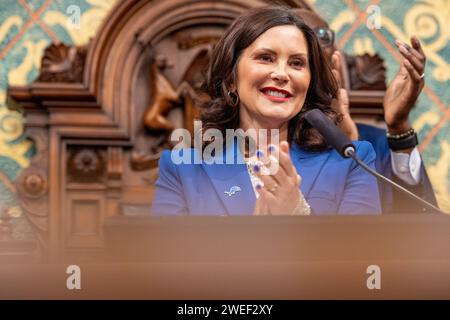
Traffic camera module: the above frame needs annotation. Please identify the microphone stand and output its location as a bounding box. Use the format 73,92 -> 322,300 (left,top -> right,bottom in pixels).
303,108 -> 446,214
345,148 -> 446,214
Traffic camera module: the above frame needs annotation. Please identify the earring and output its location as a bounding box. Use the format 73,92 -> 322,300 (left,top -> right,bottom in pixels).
227,91 -> 240,107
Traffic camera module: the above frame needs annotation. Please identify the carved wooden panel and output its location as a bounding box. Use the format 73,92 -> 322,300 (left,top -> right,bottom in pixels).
66,193 -> 104,248
67,147 -> 107,184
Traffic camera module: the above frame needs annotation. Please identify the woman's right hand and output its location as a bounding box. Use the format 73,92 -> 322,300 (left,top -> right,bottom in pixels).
252,141 -> 302,215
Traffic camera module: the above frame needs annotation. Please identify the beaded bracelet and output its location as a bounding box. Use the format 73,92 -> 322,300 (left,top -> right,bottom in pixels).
386,128 -> 415,139
291,191 -> 311,216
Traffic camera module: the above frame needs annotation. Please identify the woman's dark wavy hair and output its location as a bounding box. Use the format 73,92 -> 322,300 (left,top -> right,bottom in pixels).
202,6 -> 340,151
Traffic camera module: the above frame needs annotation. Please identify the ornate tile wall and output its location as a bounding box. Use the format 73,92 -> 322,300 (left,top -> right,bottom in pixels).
0,0 -> 448,227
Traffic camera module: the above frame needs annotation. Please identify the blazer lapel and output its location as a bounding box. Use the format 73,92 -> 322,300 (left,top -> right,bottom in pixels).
201,142 -> 331,214
201,142 -> 255,215
290,143 -> 332,197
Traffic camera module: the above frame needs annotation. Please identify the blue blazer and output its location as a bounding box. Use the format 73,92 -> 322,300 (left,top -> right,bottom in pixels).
151,140 -> 381,216
357,123 -> 438,213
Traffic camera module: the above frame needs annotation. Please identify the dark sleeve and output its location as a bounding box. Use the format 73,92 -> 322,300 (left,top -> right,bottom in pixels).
357,123 -> 438,213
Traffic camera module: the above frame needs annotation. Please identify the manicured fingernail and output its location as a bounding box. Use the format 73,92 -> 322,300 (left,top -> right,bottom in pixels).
396,40 -> 410,50
256,149 -> 264,158
399,45 -> 408,54
253,164 -> 260,172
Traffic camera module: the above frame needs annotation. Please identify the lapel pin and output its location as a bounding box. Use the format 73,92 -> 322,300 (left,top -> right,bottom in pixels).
224,186 -> 241,197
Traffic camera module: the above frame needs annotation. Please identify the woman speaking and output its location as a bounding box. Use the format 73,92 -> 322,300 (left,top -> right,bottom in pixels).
151,7 -> 381,216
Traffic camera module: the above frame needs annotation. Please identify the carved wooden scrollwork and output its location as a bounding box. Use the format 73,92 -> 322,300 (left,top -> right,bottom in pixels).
174,33 -> 221,50
143,55 -> 181,131
131,34 -> 214,171
67,148 -> 106,183
18,169 -> 48,199
130,136 -> 172,171
37,43 -> 87,83
13,129 -> 49,255
16,167 -> 49,239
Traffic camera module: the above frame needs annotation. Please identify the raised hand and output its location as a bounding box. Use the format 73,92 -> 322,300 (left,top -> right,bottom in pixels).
330,50 -> 359,140
384,36 -> 426,134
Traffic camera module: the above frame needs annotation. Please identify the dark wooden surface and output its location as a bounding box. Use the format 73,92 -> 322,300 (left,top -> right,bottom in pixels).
2,214 -> 449,299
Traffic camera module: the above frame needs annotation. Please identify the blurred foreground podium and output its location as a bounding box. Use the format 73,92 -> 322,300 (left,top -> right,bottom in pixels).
104,214 -> 450,264
3,214 -> 450,299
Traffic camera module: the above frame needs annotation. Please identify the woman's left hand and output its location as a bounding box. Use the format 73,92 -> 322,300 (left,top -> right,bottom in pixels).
252,141 -> 302,215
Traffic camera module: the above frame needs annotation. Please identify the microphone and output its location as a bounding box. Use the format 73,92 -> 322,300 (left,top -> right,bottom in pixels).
303,109 -> 355,158
303,108 -> 445,214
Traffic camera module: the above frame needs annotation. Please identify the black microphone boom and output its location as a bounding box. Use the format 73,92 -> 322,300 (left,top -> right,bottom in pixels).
303,109 -> 355,158
303,108 -> 445,214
